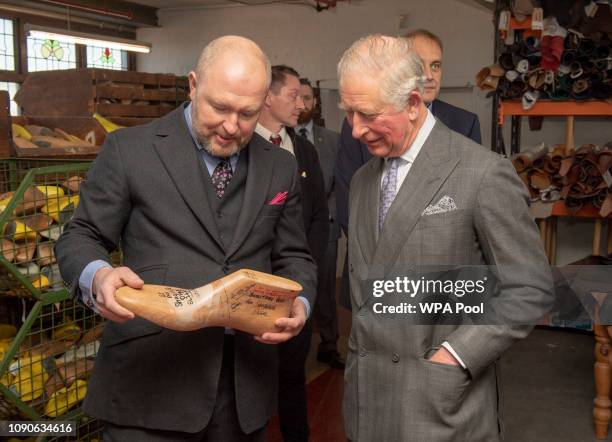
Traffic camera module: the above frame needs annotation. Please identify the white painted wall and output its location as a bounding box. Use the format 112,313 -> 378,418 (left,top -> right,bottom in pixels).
137,0 -> 612,265
138,0 -> 495,133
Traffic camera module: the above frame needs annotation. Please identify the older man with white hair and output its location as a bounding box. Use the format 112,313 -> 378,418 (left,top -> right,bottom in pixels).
338,35 -> 552,441
56,36 -> 316,441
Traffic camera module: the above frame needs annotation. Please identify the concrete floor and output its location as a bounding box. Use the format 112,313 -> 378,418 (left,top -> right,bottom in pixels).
269,286 -> 608,442
502,328 -> 608,442
290,327 -> 609,442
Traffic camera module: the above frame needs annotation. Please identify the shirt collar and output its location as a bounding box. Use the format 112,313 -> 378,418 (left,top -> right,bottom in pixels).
255,122 -> 289,144
398,108 -> 436,164
295,119 -> 313,136
184,102 -> 201,149
183,102 -> 239,168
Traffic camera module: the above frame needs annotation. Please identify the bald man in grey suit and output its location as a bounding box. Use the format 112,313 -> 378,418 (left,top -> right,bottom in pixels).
337,35 -> 553,441
56,36 -> 316,441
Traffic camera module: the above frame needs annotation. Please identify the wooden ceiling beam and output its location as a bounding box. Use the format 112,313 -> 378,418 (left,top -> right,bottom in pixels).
0,0 -> 158,28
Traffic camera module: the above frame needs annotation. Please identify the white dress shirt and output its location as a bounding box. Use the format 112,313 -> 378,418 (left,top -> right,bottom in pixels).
380,108 -> 435,189
379,109 -> 466,369
255,123 -> 294,156
295,120 -> 314,144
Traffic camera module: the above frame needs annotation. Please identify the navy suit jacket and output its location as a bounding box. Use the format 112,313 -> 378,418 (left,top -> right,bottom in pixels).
286,127 -> 329,268
335,98 -> 481,309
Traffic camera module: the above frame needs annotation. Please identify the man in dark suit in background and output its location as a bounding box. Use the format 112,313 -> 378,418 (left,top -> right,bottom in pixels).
295,78 -> 344,369
256,65 -> 328,442
335,29 -> 482,308
55,36 -> 316,442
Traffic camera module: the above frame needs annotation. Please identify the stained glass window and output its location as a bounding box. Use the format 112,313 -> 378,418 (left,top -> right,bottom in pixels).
0,18 -> 15,71
86,45 -> 128,70
26,37 -> 77,72
0,82 -> 20,115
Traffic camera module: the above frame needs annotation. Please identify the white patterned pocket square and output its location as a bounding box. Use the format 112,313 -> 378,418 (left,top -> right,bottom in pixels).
422,195 -> 458,216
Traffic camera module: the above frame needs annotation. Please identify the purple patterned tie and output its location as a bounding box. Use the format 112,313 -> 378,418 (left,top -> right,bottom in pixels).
379,157 -> 399,232
211,159 -> 233,198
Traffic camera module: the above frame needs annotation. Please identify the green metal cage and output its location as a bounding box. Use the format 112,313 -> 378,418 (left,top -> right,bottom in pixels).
0,159 -> 105,441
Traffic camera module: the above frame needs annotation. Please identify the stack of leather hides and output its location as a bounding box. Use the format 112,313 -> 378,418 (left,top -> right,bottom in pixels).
476,1 -> 612,106
512,141 -> 612,217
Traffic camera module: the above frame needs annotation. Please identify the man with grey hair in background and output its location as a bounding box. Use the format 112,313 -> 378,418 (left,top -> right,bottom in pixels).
56,35 -> 316,441
338,35 -> 552,441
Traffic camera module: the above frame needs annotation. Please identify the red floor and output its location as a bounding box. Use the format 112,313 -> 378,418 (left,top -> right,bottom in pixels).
267,368 -> 346,442
268,282 -> 350,441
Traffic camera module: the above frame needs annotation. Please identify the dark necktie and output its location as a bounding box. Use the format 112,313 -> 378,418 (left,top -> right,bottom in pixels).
211,159 -> 233,198
269,135 -> 282,146
298,128 -> 308,138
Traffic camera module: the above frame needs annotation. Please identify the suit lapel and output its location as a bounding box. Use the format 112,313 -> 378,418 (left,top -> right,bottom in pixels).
152,106 -> 224,251
313,125 -> 324,146
288,129 -> 305,170
226,134 -> 274,258
365,122 -> 460,290
354,157 -> 383,267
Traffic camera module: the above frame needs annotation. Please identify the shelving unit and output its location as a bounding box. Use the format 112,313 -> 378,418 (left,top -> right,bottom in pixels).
491,3 -> 612,438
491,3 -> 543,155
498,100 -> 612,264
498,100 -> 612,156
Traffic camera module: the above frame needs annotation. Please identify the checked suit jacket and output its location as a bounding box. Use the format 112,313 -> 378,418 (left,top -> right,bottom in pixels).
344,120 -> 553,441
55,105 -> 317,434
335,99 -> 481,310
336,98 -> 481,234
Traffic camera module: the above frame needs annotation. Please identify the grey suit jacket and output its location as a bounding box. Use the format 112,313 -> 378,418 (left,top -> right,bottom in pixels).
55,106 -> 317,433
344,121 -> 552,441
313,124 -> 340,241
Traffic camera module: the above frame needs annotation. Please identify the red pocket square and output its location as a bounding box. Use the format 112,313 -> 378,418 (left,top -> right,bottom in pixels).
268,191 -> 288,205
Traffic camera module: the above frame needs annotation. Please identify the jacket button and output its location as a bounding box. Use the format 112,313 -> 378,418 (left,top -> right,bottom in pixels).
392,353 -> 400,363
350,265 -> 354,273
222,265 -> 230,274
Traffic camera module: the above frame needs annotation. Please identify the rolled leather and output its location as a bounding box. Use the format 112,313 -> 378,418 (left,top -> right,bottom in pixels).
512,143 -> 549,172
529,168 -> 552,190
475,64 -> 505,91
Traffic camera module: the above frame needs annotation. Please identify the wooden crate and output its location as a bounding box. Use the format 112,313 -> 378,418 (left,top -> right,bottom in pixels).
10,115 -> 102,159
1,92 -> 101,159
2,69 -> 189,159
14,68 -> 189,120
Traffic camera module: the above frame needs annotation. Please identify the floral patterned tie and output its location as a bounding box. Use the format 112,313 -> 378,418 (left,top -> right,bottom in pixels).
211,159 -> 233,198
379,157 -> 399,232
